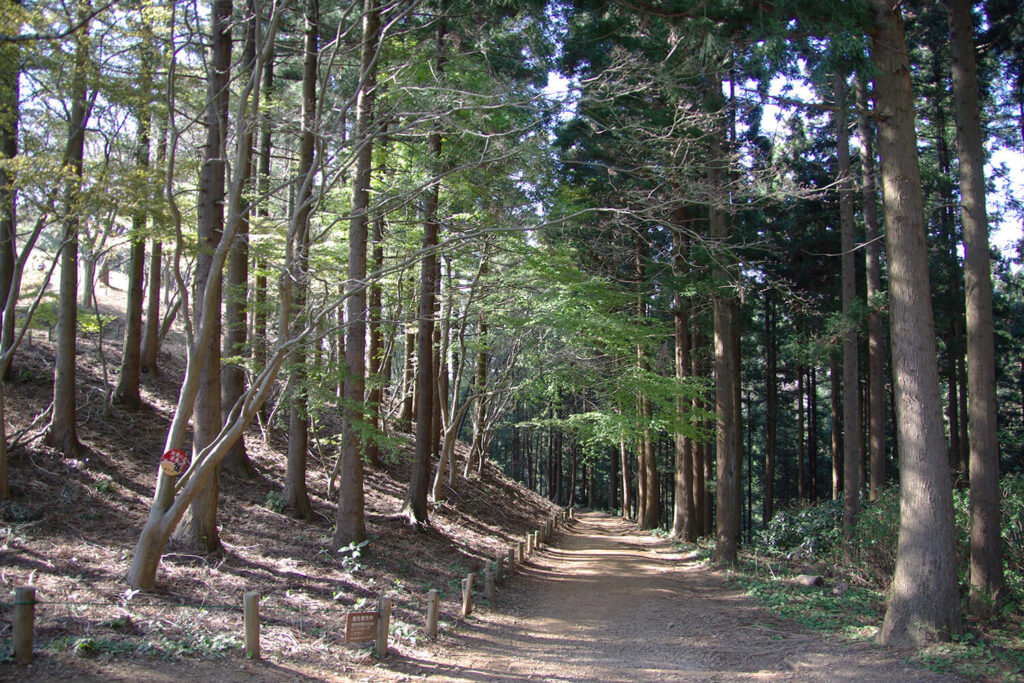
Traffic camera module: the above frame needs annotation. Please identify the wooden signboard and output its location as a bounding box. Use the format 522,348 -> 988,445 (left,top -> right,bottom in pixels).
345,610 -> 379,643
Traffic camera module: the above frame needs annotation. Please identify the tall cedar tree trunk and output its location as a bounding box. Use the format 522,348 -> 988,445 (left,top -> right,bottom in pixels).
871,0 -> 961,647
671,224 -> 695,540
708,75 -> 741,563
831,356 -> 842,500
947,0 -> 1005,611
400,326 -> 415,429
857,78 -> 886,501
115,16 -> 155,408
403,6 -> 445,525
691,330 -> 707,535
809,366 -> 818,500
932,56 -> 966,477
836,73 -> 862,549
333,0 -> 379,547
173,0 -> 232,552
283,0 -> 317,519
251,47 -> 274,383
365,216 -> 385,468
0,0 -> 19,370
636,234 -> 659,530
141,101 -> 169,376
797,366 -> 805,501
44,12 -> 90,458
619,439 -> 631,519
221,0 -> 259,477
764,291 -> 777,522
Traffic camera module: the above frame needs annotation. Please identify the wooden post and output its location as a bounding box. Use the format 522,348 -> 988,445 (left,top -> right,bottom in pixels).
243,591 -> 260,660
425,589 -> 439,639
519,541 -> 526,562
495,556 -> 504,585
483,568 -> 496,601
534,530 -> 540,549
461,573 -> 474,617
13,586 -> 35,665
376,596 -> 392,658
508,547 -> 516,574
525,534 -> 532,554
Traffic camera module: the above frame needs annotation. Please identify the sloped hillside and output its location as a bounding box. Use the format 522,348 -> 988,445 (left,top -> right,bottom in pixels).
0,299 -> 560,681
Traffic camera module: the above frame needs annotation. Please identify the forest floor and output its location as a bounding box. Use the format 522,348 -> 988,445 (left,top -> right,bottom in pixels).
0,279 -> 982,682
402,513 -> 965,683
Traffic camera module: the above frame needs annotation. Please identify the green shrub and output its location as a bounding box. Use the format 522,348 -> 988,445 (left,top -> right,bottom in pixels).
754,498 -> 842,559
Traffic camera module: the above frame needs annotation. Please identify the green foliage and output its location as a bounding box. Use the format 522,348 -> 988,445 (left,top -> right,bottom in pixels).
755,498 -> 842,559
338,539 -> 370,574
264,491 -> 286,514
736,571 -> 883,634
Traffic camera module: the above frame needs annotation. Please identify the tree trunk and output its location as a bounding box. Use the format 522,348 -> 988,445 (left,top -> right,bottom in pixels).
283,0 -> 317,519
764,291 -> 777,523
810,365 -> 819,501
0,2 -> 19,372
44,12 -> 90,459
835,72 -> 862,549
365,215 -> 385,468
797,365 -> 805,503
619,438 -> 631,519
114,23 -> 154,411
871,0 -> 961,647
334,0 -> 379,548
831,355 -> 842,501
857,77 -> 886,501
709,91 -> 741,562
636,234 -> 659,530
221,0 -> 260,478
173,0 -> 232,553
948,0 -> 1005,612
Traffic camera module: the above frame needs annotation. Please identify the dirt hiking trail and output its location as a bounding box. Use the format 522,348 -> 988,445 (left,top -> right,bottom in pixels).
399,512 -> 959,682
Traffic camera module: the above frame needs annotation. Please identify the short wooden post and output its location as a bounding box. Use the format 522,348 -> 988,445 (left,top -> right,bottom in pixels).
533,530 -> 540,549
518,541 -> 526,562
508,547 -> 516,573
376,596 -> 392,658
495,556 -> 504,585
525,533 -> 533,554
425,589 -> 439,639
243,591 -> 260,660
483,568 -> 496,601
13,586 -> 35,665
461,573 -> 474,617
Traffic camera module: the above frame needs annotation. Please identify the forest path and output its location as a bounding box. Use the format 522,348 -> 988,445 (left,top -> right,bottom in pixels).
397,512 -> 959,682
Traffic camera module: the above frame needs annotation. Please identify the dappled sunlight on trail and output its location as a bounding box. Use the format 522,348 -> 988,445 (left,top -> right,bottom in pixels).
407,512 -> 962,682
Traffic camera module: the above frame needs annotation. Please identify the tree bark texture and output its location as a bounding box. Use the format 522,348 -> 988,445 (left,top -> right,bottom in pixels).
173,0 -> 232,553
835,72 -> 862,549
871,0 -> 961,647
334,0 -> 379,548
947,0 -> 1005,611
114,25 -> 153,410
221,0 -> 260,478
283,0 -> 317,520
44,14 -> 90,459
857,77 -> 886,501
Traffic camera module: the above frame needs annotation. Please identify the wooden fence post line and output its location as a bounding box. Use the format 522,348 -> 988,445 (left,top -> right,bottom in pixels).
376,596 -> 392,658
483,568 -> 496,601
461,573 -> 474,617
425,589 -> 439,639
243,591 -> 260,660
13,586 -> 35,665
